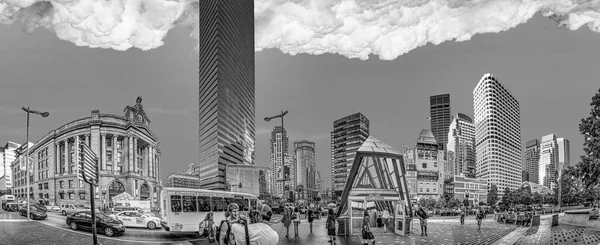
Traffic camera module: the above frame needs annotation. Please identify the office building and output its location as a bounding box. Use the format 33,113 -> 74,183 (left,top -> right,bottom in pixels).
1,141 -> 20,191
331,113 -> 370,197
198,0 -> 256,190
270,126 -> 289,197
294,140 -> 316,202
524,139 -> 540,184
473,73 -> 522,197
557,138 -> 570,172
453,174 -> 488,206
522,170 -> 529,182
539,134 -> 558,189
226,165 -> 265,196
186,163 -> 199,175
430,94 -> 451,150
163,173 -> 201,189
10,97 -> 161,208
447,113 -> 476,177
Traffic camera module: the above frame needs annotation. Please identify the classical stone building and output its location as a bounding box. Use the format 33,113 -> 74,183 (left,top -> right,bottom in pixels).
10,97 -> 161,209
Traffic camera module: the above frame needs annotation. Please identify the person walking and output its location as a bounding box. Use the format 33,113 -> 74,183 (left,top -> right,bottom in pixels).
460,205 -> 466,225
282,207 -> 292,239
381,208 -> 390,232
218,203 -> 241,245
307,208 -> 315,232
199,212 -> 217,242
326,208 -> 337,243
476,207 -> 484,230
292,207 -> 301,237
361,210 -> 376,245
416,205 -> 429,236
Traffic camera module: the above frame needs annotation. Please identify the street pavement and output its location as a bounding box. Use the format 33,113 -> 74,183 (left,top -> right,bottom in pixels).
5,210 -> 600,245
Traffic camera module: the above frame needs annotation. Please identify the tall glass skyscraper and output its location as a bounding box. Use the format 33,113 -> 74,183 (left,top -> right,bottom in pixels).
430,94 -> 451,151
331,113 -> 369,197
539,134 -> 557,189
524,139 -> 540,184
556,138 -> 570,172
198,0 -> 255,190
447,113 -> 475,177
473,73 -> 522,197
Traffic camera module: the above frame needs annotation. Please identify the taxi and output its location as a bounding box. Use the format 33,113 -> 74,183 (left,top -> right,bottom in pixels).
109,211 -> 162,230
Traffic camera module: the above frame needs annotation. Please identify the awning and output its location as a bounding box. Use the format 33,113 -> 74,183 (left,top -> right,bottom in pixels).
78,190 -> 86,194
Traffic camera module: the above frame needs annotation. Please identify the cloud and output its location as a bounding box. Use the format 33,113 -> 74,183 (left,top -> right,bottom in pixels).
4,0 -> 600,60
145,108 -> 189,115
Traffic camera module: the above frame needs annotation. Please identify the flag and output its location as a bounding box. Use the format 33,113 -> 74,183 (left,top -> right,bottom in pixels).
78,142 -> 98,185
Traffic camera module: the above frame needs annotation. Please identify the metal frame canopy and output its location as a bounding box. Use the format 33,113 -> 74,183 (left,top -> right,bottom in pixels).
336,136 -> 413,218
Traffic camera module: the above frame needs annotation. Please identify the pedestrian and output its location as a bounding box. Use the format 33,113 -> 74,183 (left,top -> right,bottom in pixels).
199,212 -> 217,242
292,207 -> 301,237
282,207 -> 292,239
460,205 -> 465,225
219,203 -> 241,245
382,208 -> 390,232
326,208 -> 337,243
307,207 -> 315,232
361,210 -> 376,245
242,204 -> 279,245
476,207 -> 484,230
416,205 -> 429,236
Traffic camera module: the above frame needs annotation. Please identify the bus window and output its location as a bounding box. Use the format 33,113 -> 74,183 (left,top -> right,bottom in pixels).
213,197 -> 226,211
234,198 -> 247,211
171,195 -> 182,212
224,197 -> 234,207
182,196 -> 197,212
250,199 -> 257,209
198,196 -> 211,212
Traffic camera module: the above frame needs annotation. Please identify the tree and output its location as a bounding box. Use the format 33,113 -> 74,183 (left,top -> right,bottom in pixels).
501,187 -> 512,206
487,184 -> 498,206
577,88 -> 600,190
436,197 -> 447,209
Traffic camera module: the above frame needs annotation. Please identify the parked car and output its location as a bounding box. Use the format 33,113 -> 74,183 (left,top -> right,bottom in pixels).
61,204 -> 99,216
46,205 -> 61,212
18,205 -> 47,220
112,206 -> 142,213
109,211 -> 161,230
66,211 -> 126,237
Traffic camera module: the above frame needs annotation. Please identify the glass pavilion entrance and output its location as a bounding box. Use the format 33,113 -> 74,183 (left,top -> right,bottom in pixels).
336,136 -> 413,237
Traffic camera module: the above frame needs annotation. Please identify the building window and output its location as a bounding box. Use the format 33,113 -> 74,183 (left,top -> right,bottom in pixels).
117,152 -> 122,163
69,193 -> 74,199
107,165 -> 113,171
38,184 -> 42,190
69,180 -> 73,188
422,163 -> 427,168
59,193 -> 64,199
107,151 -> 113,163
79,193 -> 86,200
39,193 -> 43,199
60,181 -> 64,188
118,166 -> 123,174
44,183 -> 48,189
116,139 -> 122,149
79,180 -> 85,188
106,138 -> 112,148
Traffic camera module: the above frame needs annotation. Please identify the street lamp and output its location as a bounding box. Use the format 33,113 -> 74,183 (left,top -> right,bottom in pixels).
265,110 -> 289,203
22,107 -> 49,221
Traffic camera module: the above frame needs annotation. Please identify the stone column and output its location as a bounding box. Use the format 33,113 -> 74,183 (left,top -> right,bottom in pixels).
75,136 -> 80,188
128,135 -> 134,173
148,146 -> 153,178
133,137 -> 138,173
65,139 -> 70,174
112,135 -> 117,175
101,134 -> 106,171
55,142 -> 60,176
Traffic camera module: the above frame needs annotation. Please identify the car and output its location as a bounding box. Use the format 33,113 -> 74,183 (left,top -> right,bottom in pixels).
46,205 -> 61,212
61,203 -> 100,216
66,211 -> 126,237
18,205 -> 47,220
112,206 -> 142,213
109,211 -> 162,230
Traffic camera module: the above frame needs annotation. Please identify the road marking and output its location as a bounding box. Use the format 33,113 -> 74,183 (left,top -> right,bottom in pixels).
35,220 -> 207,244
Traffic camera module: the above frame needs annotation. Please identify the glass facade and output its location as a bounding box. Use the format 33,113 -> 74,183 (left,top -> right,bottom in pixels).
331,113 -> 369,197
524,139 -> 540,184
198,0 -> 256,190
430,94 -> 451,151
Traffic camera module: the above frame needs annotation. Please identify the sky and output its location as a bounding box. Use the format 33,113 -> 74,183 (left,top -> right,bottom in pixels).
1,5 -> 599,190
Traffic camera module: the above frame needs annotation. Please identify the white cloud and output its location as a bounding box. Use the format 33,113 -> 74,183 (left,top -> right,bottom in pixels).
3,0 -> 600,60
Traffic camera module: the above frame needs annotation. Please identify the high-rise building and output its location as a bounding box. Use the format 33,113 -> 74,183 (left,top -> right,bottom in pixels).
524,139 -> 540,184
270,126 -> 289,197
198,0 -> 256,190
1,141 -> 20,190
447,113 -> 476,177
163,173 -> 201,189
294,140 -> 316,202
556,138 -> 570,172
186,163 -> 199,175
473,73 -> 522,197
430,94 -> 451,150
331,113 -> 370,197
539,134 -> 558,189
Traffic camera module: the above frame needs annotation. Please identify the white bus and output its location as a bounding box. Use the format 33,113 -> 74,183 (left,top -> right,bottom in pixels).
160,187 -> 258,232
1,195 -> 16,210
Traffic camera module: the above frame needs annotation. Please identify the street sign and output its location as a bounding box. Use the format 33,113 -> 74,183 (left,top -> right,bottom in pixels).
78,142 -> 98,185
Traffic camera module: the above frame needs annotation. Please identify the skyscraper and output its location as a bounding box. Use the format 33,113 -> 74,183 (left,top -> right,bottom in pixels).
556,138 -> 570,171
198,0 -> 255,190
0,141 -> 20,190
447,113 -> 476,177
539,134 -> 558,189
430,94 -> 451,150
270,126 -> 289,197
331,113 -> 370,197
294,140 -> 316,201
473,73 -> 522,197
524,139 -> 540,184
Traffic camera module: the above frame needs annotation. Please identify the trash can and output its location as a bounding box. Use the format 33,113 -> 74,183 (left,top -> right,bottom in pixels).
337,217 -> 349,237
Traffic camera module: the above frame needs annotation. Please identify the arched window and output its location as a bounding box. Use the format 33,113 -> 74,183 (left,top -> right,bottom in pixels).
140,184 -> 150,200
108,180 -> 126,207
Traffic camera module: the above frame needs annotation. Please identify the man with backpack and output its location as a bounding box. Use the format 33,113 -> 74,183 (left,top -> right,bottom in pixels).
217,203 -> 279,245
416,204 -> 429,236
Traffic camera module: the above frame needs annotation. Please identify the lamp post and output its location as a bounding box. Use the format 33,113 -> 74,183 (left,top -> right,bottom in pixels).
22,107 -> 49,221
265,110 -> 288,203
